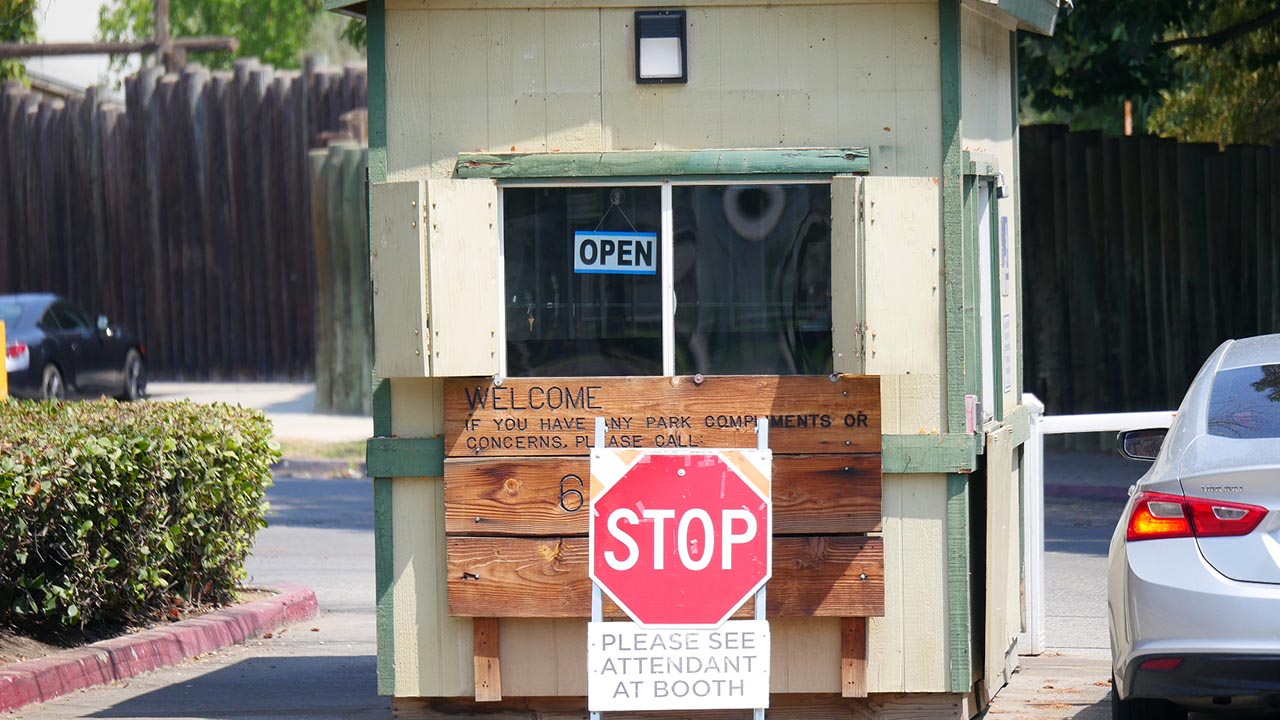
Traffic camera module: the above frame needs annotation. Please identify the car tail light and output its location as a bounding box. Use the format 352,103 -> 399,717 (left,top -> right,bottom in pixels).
1140,657 -> 1183,671
1127,491 -> 1267,541
5,342 -> 25,359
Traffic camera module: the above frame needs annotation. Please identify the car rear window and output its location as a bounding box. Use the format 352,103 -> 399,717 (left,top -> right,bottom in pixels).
1208,364 -> 1280,439
0,302 -> 23,327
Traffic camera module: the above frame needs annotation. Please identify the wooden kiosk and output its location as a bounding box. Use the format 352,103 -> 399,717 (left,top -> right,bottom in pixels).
335,0 -> 1061,714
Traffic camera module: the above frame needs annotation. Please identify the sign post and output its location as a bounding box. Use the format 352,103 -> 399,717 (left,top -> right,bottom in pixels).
588,418 -> 771,718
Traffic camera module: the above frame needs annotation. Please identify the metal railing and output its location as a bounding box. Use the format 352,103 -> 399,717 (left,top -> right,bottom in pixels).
1017,393 -> 1177,655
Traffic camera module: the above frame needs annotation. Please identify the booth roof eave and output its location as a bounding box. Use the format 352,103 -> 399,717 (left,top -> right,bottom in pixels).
325,0 -> 368,18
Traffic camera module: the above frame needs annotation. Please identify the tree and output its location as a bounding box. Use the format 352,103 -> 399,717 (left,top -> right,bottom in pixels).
98,0 -> 325,71
1147,0 -> 1280,145
0,0 -> 38,83
1019,0 -> 1280,144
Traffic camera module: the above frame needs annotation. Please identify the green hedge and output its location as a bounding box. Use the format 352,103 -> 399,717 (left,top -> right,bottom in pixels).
0,400 -> 279,633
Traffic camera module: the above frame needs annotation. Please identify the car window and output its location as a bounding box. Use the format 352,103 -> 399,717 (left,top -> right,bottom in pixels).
1207,363 -> 1280,439
51,303 -> 90,332
39,308 -> 62,331
0,302 -> 22,327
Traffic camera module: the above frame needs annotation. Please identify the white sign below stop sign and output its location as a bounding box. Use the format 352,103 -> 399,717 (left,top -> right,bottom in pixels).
589,449 -> 772,627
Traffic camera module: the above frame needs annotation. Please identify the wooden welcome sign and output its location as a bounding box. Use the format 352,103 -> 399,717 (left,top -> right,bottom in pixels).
443,375 -> 885,621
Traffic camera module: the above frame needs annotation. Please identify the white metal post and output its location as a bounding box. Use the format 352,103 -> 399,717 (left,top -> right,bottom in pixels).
591,418 -> 606,720
1018,393 -> 1046,655
1017,396 -> 1176,657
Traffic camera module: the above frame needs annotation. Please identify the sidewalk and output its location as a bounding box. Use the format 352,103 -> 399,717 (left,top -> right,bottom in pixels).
147,382 -> 373,444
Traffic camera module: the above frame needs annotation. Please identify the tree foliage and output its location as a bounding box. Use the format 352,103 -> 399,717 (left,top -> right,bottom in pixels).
0,0 -> 38,83
1020,0 -> 1280,144
98,0 -> 325,71
1148,0 -> 1280,145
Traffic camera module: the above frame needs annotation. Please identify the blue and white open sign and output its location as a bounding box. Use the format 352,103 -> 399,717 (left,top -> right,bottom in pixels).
574,231 -> 657,275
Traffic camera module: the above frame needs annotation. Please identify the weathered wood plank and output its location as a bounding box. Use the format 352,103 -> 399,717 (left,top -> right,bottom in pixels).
455,148 -> 871,179
444,454 -> 882,536
473,617 -> 502,702
444,375 -> 881,457
446,537 -> 885,618
840,617 -> 867,698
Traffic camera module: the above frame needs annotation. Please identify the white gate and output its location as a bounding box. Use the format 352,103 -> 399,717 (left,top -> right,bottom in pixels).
1017,394 -> 1177,655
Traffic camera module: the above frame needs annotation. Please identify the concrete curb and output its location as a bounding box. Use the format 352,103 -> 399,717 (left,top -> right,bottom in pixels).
0,584 -> 318,713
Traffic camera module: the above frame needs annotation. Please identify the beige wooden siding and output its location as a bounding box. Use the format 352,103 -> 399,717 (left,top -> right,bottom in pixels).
983,424 -> 1021,701
371,181 -> 430,378
961,6 -> 1020,411
424,179 -> 501,377
862,176 -> 943,434
385,2 -> 942,180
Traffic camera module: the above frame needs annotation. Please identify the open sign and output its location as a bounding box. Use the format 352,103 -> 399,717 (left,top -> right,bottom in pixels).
574,231 -> 657,275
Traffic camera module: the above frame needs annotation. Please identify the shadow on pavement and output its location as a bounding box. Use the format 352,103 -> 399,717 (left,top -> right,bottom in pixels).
264,477 -> 373,532
88,655 -> 386,720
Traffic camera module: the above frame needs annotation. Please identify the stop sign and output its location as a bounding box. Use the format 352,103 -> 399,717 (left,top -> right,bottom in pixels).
589,450 -> 772,627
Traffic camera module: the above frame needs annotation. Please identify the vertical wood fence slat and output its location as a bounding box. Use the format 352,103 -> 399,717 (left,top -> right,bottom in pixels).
1024,125 -> 1280,416
0,58 -> 368,381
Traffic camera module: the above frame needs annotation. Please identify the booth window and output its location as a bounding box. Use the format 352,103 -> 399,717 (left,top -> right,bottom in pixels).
502,182 -> 833,378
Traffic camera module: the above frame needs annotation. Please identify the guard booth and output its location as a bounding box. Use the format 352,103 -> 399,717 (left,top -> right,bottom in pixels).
333,0 -> 1061,715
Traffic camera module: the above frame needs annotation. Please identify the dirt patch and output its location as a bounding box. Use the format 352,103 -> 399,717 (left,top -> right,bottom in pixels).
0,588 -> 276,670
0,630 -> 61,666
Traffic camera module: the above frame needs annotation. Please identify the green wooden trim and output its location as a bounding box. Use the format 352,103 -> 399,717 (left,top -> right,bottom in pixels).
324,0 -> 367,17
456,148 -> 871,179
373,476 -> 395,695
962,175 -> 981,411
882,434 -> 978,474
496,173 -> 838,186
367,0 -> 387,185
962,150 -> 1000,178
946,473 -> 973,694
999,0 -> 1060,35
367,436 -> 445,478
1011,33 -> 1025,400
989,192 -> 1004,420
372,379 -> 391,437
940,0 -> 966,435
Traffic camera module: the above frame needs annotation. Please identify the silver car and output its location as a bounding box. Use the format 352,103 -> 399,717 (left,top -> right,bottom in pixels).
1109,333 -> 1280,719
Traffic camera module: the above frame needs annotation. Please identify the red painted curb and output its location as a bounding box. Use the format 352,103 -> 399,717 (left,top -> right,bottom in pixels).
0,584 -> 318,713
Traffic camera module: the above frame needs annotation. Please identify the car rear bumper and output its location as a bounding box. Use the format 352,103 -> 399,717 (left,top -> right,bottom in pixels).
1112,537 -> 1280,700
1127,654 -> 1280,701
5,367 -> 41,398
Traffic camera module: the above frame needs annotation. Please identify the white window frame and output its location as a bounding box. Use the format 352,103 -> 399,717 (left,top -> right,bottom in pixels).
497,178 -> 833,379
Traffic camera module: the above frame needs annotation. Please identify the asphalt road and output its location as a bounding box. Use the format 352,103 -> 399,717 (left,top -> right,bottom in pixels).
11,452 -> 1161,720
15,474 -> 385,720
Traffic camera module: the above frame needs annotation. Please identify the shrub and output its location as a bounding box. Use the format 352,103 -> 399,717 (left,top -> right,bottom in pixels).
0,399 -> 279,634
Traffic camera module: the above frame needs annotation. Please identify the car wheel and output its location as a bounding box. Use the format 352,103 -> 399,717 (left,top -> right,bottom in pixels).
40,364 -> 65,401
117,350 -> 145,401
1111,682 -> 1188,720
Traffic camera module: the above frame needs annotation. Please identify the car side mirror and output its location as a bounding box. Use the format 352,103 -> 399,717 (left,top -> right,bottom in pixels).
96,315 -> 109,333
1118,428 -> 1167,461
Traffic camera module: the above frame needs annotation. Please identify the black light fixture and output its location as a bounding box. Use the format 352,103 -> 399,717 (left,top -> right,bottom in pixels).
634,10 -> 687,84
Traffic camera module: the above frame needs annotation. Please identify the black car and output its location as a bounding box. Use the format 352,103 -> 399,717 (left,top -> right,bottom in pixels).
2,294 -> 146,401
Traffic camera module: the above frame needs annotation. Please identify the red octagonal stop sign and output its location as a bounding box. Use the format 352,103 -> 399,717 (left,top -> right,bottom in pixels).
589,450 -> 772,627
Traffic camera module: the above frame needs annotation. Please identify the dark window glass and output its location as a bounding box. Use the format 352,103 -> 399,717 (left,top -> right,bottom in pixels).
39,308 -> 62,331
504,186 -> 662,376
51,303 -> 90,332
673,184 -> 832,375
1208,364 -> 1280,439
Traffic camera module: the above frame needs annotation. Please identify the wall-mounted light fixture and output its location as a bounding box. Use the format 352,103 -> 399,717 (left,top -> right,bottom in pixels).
635,10 -> 687,84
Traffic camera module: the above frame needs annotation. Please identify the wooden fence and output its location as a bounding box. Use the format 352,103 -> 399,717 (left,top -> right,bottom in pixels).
1021,125 -> 1280,415
310,141 -> 371,414
0,57 -> 367,380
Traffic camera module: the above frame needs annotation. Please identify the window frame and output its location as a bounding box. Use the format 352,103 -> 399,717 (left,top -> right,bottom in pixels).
498,177 -> 835,379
